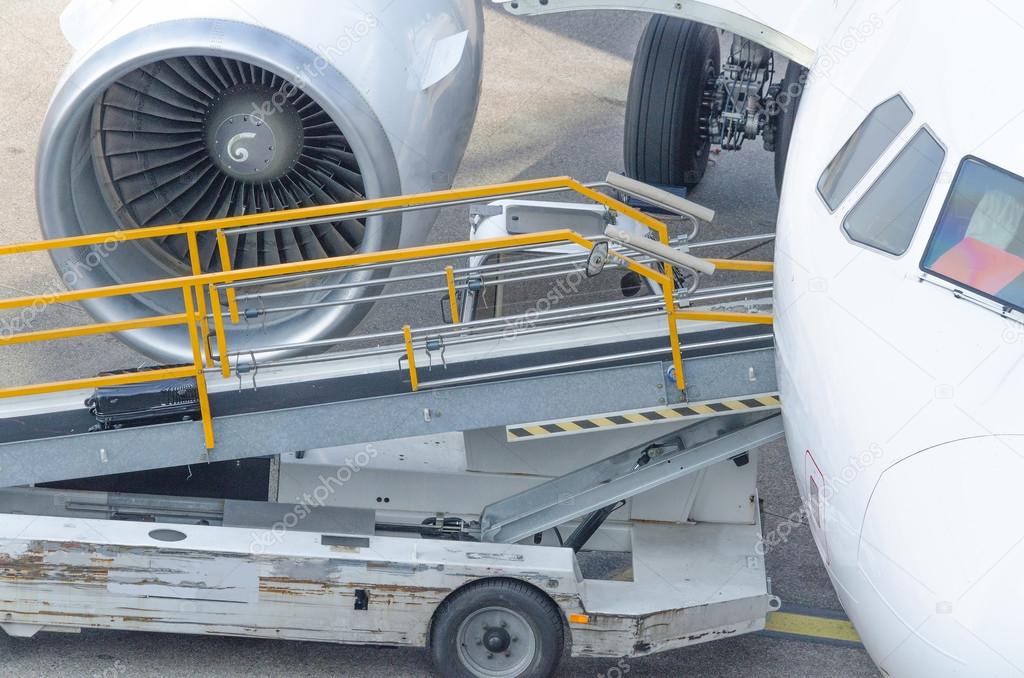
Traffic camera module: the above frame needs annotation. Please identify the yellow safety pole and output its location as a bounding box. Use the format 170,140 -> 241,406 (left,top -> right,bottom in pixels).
216,230 -> 241,323
208,284 -> 232,378
444,266 -> 461,324
666,285 -> 686,392
182,286 -> 215,449
667,313 -> 687,391
186,231 -> 214,368
403,324 -> 419,392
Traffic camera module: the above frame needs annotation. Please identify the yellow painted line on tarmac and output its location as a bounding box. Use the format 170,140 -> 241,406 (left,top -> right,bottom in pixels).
608,565 -> 634,582
763,610 -> 862,646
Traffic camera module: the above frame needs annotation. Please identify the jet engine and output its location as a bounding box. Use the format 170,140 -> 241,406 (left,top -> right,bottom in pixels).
39,0 -> 484,363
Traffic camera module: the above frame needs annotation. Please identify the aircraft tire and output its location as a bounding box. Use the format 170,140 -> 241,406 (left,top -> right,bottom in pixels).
624,15 -> 720,190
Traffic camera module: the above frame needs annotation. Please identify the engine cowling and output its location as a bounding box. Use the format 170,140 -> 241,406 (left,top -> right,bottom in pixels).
39,0 -> 484,363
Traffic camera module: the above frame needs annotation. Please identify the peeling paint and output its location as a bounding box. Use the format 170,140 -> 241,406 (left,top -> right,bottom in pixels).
465,552 -> 525,562
0,530 -> 763,660
366,561 -> 440,575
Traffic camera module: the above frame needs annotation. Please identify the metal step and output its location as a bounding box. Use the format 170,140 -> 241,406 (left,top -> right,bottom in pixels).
479,412 -> 785,544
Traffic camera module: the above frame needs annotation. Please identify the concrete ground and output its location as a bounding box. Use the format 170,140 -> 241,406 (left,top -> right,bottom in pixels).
0,2 -> 878,676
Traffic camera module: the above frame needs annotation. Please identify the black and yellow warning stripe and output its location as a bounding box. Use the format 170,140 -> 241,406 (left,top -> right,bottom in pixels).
507,393 -> 781,441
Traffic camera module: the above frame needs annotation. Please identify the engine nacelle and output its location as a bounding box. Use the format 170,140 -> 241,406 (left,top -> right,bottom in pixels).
39,0 -> 484,363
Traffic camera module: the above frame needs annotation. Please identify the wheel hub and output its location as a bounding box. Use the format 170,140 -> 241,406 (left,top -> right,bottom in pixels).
483,627 -> 512,654
457,606 -> 537,677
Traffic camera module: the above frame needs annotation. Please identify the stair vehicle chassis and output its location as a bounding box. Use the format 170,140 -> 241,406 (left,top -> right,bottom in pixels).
0,168 -> 780,676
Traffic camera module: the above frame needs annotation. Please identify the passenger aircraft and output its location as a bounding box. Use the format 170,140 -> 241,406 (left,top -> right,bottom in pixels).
500,0 -> 1024,675
28,0 -> 1024,674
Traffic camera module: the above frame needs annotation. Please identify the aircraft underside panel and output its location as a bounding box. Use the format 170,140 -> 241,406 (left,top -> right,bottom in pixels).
493,0 -> 858,66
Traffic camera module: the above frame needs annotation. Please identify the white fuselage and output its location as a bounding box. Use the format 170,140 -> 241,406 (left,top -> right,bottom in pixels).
774,1 -> 1024,675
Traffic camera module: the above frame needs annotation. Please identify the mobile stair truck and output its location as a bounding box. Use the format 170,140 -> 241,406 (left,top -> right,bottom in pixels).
0,173 -> 781,677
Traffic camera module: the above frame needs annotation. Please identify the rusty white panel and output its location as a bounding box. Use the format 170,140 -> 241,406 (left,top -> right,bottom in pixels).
108,556 -> 259,604
571,522 -> 773,657
572,600 -> 768,658
0,513 -> 583,650
0,511 -> 771,658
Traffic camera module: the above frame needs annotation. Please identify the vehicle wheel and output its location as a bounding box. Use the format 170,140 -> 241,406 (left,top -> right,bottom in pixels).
773,61 -> 808,196
624,15 -> 720,190
430,579 -> 564,678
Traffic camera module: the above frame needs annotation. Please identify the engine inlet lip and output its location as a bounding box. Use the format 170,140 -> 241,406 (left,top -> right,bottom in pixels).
37,19 -> 403,364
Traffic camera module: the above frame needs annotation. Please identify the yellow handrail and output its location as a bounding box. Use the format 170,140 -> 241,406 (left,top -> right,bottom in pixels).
0,178 -> 581,258
0,176 -> 773,453
0,313 -> 187,346
0,231 -> 662,311
0,366 -> 196,400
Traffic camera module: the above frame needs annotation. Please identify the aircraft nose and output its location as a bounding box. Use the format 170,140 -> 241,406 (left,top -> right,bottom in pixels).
857,435 -> 1024,676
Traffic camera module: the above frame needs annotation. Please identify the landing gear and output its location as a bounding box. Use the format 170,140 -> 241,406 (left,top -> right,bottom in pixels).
626,16 -> 809,198
430,579 -> 564,678
624,15 -> 720,190
772,61 -> 807,195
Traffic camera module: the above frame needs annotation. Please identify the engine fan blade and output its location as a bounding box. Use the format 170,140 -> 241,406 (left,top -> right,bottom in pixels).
94,55 -> 368,270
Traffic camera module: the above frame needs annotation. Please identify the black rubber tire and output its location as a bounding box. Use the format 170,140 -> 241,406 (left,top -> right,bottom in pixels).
624,15 -> 720,189
773,61 -> 808,196
429,579 -> 564,678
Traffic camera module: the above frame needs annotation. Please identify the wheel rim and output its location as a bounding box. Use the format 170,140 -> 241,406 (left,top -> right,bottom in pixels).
455,606 -> 538,677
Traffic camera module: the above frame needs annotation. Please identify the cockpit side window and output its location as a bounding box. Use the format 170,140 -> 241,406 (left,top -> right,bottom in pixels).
817,95 -> 914,211
921,157 -> 1024,311
841,128 -> 945,256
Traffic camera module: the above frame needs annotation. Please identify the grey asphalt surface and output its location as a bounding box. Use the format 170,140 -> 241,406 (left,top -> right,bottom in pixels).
0,2 -> 878,676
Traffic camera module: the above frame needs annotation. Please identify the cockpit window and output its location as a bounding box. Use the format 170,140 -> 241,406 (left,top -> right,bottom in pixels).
921,157 -> 1024,311
842,128 -> 945,255
818,95 -> 914,211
